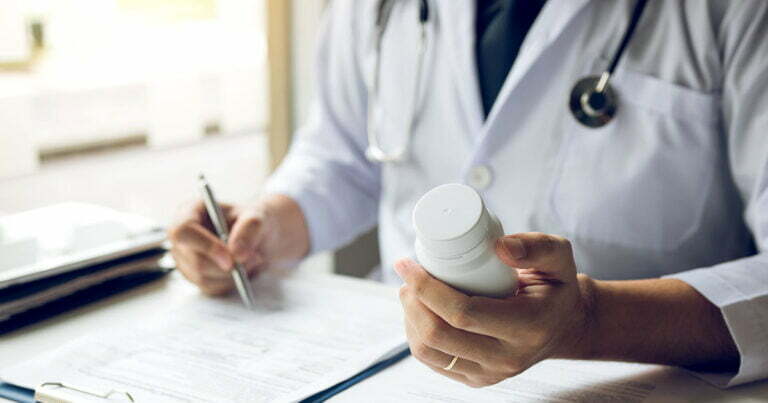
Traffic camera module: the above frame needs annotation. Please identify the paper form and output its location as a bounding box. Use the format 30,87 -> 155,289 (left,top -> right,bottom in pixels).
3,275 -> 405,402
332,356 -> 743,403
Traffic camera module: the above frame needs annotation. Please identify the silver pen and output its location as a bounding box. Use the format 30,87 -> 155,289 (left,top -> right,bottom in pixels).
198,173 -> 256,308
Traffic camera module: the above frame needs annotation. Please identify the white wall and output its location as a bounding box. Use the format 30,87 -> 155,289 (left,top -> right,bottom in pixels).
0,0 -> 269,179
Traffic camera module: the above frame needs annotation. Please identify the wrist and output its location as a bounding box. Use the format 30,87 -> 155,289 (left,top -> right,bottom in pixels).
556,274 -> 599,360
577,274 -> 600,360
261,194 -> 311,259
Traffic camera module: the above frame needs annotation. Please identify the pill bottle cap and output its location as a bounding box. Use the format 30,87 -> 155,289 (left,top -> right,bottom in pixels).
412,183 -> 491,259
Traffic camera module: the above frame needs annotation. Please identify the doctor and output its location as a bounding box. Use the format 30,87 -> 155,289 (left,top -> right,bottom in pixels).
168,0 -> 768,389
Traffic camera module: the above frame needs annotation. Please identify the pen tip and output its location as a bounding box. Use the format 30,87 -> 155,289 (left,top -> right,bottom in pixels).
198,173 -> 206,181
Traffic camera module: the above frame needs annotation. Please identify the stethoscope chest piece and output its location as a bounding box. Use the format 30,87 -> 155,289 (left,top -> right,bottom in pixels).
569,75 -> 618,128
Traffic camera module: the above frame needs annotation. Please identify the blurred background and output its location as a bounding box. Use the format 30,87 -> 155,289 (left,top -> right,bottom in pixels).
0,0 -> 381,276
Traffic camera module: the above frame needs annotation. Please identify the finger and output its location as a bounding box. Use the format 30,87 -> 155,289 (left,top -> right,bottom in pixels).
186,252 -> 245,296
183,241 -> 262,279
228,212 -> 264,264
495,233 -> 576,282
193,252 -> 238,280
169,221 -> 233,271
170,247 -> 200,282
242,256 -> 265,277
406,322 -> 504,387
516,268 -> 554,292
395,259 -> 529,338
171,248 -> 232,284
424,364 -> 479,387
400,285 -> 503,366
173,252 -> 236,296
194,275 -> 236,296
427,365 -> 489,388
405,321 -> 479,385
184,200 -> 238,230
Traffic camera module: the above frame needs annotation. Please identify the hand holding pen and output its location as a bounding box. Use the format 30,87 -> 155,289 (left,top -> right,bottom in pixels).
198,174 -> 256,308
167,176 -> 311,300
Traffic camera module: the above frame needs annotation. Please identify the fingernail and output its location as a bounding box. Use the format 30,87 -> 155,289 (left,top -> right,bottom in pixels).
502,238 -> 527,259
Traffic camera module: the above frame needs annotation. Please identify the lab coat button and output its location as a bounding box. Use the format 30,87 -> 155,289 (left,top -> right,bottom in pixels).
468,165 -> 493,190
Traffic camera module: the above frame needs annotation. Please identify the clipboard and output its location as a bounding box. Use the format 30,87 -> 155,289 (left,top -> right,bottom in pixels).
0,258 -> 170,335
300,347 -> 412,402
0,348 -> 411,403
0,381 -> 133,402
0,273 -> 411,402
0,203 -> 165,290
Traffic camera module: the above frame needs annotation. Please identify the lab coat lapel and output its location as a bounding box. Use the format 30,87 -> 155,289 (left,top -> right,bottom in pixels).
439,0 -> 590,145
484,0 -> 590,125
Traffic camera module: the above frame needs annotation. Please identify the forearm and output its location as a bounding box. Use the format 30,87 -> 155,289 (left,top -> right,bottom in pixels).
575,276 -> 739,370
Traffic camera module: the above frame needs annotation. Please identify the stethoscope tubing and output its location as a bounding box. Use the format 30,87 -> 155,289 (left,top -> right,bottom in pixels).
367,0 -> 429,162
366,0 -> 650,162
606,0 -> 649,76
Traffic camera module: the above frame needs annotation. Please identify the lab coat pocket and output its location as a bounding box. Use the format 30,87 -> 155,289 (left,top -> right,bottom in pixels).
551,69 -> 720,252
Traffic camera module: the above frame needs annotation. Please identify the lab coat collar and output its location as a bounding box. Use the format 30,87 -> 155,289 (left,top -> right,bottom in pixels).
439,0 -> 590,139
486,0 -> 590,124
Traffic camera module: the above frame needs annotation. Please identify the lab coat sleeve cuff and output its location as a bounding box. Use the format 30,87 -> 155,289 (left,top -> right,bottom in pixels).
666,261 -> 768,387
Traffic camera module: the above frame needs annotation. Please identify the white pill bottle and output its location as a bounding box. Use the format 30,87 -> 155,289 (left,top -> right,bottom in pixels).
413,183 -> 517,298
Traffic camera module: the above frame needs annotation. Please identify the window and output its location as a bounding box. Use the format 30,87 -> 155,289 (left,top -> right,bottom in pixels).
0,0 -> 268,175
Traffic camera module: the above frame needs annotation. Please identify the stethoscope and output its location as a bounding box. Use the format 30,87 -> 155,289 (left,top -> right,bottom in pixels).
366,0 -> 650,163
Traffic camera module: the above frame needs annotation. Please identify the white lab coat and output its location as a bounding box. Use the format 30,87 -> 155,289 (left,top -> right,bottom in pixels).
265,0 -> 768,387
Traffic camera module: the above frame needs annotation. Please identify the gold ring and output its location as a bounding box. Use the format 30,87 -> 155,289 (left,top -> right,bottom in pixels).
443,355 -> 459,371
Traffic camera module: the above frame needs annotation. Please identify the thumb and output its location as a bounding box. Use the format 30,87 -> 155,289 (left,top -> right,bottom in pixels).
495,233 -> 576,280
228,212 -> 264,264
